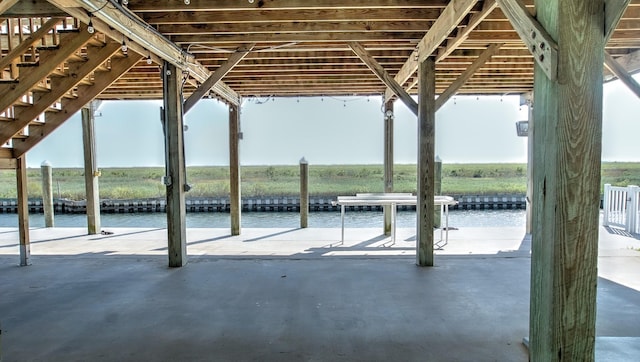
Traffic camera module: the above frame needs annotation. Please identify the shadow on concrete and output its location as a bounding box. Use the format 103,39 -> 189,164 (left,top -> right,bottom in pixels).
152,234 -> 235,251
0,233 -> 89,248
88,228 -> 166,241
243,228 -> 301,242
604,226 -> 640,240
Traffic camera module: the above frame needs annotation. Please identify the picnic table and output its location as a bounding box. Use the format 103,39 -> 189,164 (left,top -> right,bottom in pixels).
332,193 -> 458,248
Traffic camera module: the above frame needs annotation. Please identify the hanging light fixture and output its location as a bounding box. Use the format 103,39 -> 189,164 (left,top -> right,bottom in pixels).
121,37 -> 128,52
87,14 -> 95,34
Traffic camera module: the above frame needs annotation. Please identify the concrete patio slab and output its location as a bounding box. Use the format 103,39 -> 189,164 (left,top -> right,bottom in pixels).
0,225 -> 638,361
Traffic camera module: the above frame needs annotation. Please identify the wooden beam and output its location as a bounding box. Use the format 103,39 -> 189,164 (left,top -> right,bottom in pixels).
163,61 -> 188,267
416,56 -> 436,267
229,103 -> 241,235
0,158 -> 17,169
349,41 -> 418,115
184,43 -> 254,114
46,0 -> 240,105
0,26 -> 93,114
12,54 -> 143,157
604,51 -> 640,98
495,0 -> 558,80
143,8 -> 444,24
0,0 -> 67,17
605,49 -> 640,80
435,43 -> 503,110
383,100 -> 394,236
130,0 -> 462,11
0,0 -> 19,15
16,154 -> 30,266
0,41 -> 121,145
437,0 -> 498,60
605,0 -> 632,43
385,0 -> 479,101
0,17 -> 62,71
81,101 -> 101,235
400,0 -> 500,97
529,0 -> 604,359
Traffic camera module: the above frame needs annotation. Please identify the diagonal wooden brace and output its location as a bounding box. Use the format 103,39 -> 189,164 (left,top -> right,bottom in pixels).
496,0 -> 558,81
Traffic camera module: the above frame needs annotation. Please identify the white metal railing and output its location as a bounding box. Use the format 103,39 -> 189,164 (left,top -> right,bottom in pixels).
603,184 -> 640,233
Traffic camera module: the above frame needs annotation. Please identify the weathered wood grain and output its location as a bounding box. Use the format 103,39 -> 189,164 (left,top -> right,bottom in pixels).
416,56 -> 436,267
529,1 -> 604,360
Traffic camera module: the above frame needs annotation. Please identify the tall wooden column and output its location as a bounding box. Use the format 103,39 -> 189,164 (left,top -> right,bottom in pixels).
529,1 -> 604,360
525,95 -> 534,235
162,61 -> 187,267
416,57 -> 436,267
81,101 -> 101,235
17,155 -> 30,266
229,104 -> 241,235
383,100 -> 394,235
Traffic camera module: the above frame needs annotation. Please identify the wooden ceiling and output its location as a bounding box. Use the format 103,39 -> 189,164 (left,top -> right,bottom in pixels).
0,0 -> 637,111
3,0 -> 639,103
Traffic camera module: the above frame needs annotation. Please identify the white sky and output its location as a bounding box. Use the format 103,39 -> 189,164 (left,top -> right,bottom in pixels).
25,75 -> 640,168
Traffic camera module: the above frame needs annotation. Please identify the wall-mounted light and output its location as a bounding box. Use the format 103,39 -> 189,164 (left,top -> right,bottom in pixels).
516,121 -> 529,137
184,0 -> 190,4
146,54 -> 153,65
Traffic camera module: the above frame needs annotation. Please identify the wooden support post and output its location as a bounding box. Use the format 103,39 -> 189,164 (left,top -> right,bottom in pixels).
433,156 -> 442,228
17,155 -> 30,266
40,160 -> 54,228
299,157 -> 309,228
416,57 -> 436,267
82,102 -> 101,235
523,93 -> 534,235
529,1 -> 604,360
383,100 -> 394,235
229,104 -> 241,235
162,61 -> 187,267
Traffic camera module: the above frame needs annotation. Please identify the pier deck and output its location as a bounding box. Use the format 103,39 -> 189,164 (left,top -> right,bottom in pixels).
0,226 -> 639,361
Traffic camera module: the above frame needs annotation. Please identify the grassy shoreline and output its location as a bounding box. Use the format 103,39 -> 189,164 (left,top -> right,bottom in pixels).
0,163 -> 637,201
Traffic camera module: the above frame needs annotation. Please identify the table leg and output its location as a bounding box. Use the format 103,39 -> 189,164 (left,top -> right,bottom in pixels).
341,204 -> 345,244
391,202 -> 396,245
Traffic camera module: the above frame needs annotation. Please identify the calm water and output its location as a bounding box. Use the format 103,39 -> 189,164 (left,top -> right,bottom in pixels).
0,209 -> 525,229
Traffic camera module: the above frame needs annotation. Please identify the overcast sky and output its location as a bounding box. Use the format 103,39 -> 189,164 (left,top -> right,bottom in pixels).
25,74 -> 640,168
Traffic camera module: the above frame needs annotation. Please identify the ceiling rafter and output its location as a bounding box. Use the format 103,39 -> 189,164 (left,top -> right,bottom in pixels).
384,0 -> 480,102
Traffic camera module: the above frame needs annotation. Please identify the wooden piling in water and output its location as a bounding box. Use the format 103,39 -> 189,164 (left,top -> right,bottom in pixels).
300,157 -> 309,228
40,160 -> 54,228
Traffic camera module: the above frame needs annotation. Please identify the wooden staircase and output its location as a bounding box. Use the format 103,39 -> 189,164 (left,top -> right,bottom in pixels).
0,16 -> 143,160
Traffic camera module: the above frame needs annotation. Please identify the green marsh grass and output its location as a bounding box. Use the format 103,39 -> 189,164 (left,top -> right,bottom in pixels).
0,162 -> 637,200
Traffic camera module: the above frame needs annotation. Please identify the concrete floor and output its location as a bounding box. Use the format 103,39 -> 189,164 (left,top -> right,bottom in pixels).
0,226 -> 639,361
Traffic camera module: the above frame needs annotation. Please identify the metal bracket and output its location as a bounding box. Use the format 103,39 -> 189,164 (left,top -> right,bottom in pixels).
496,0 -> 558,81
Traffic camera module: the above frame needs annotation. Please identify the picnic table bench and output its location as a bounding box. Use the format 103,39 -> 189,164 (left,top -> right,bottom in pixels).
332,193 -> 458,248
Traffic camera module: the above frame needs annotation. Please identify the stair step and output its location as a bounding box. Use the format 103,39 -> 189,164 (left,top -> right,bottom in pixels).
31,84 -> 51,93
13,100 -> 32,107
67,54 -> 87,63
86,38 -> 105,47
50,68 -> 66,77
0,116 -> 14,122
57,28 -> 80,34
36,45 -> 59,51
17,62 -> 39,67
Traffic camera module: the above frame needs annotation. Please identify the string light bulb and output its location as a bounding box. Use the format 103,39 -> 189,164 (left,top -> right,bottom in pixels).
87,18 -> 95,34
